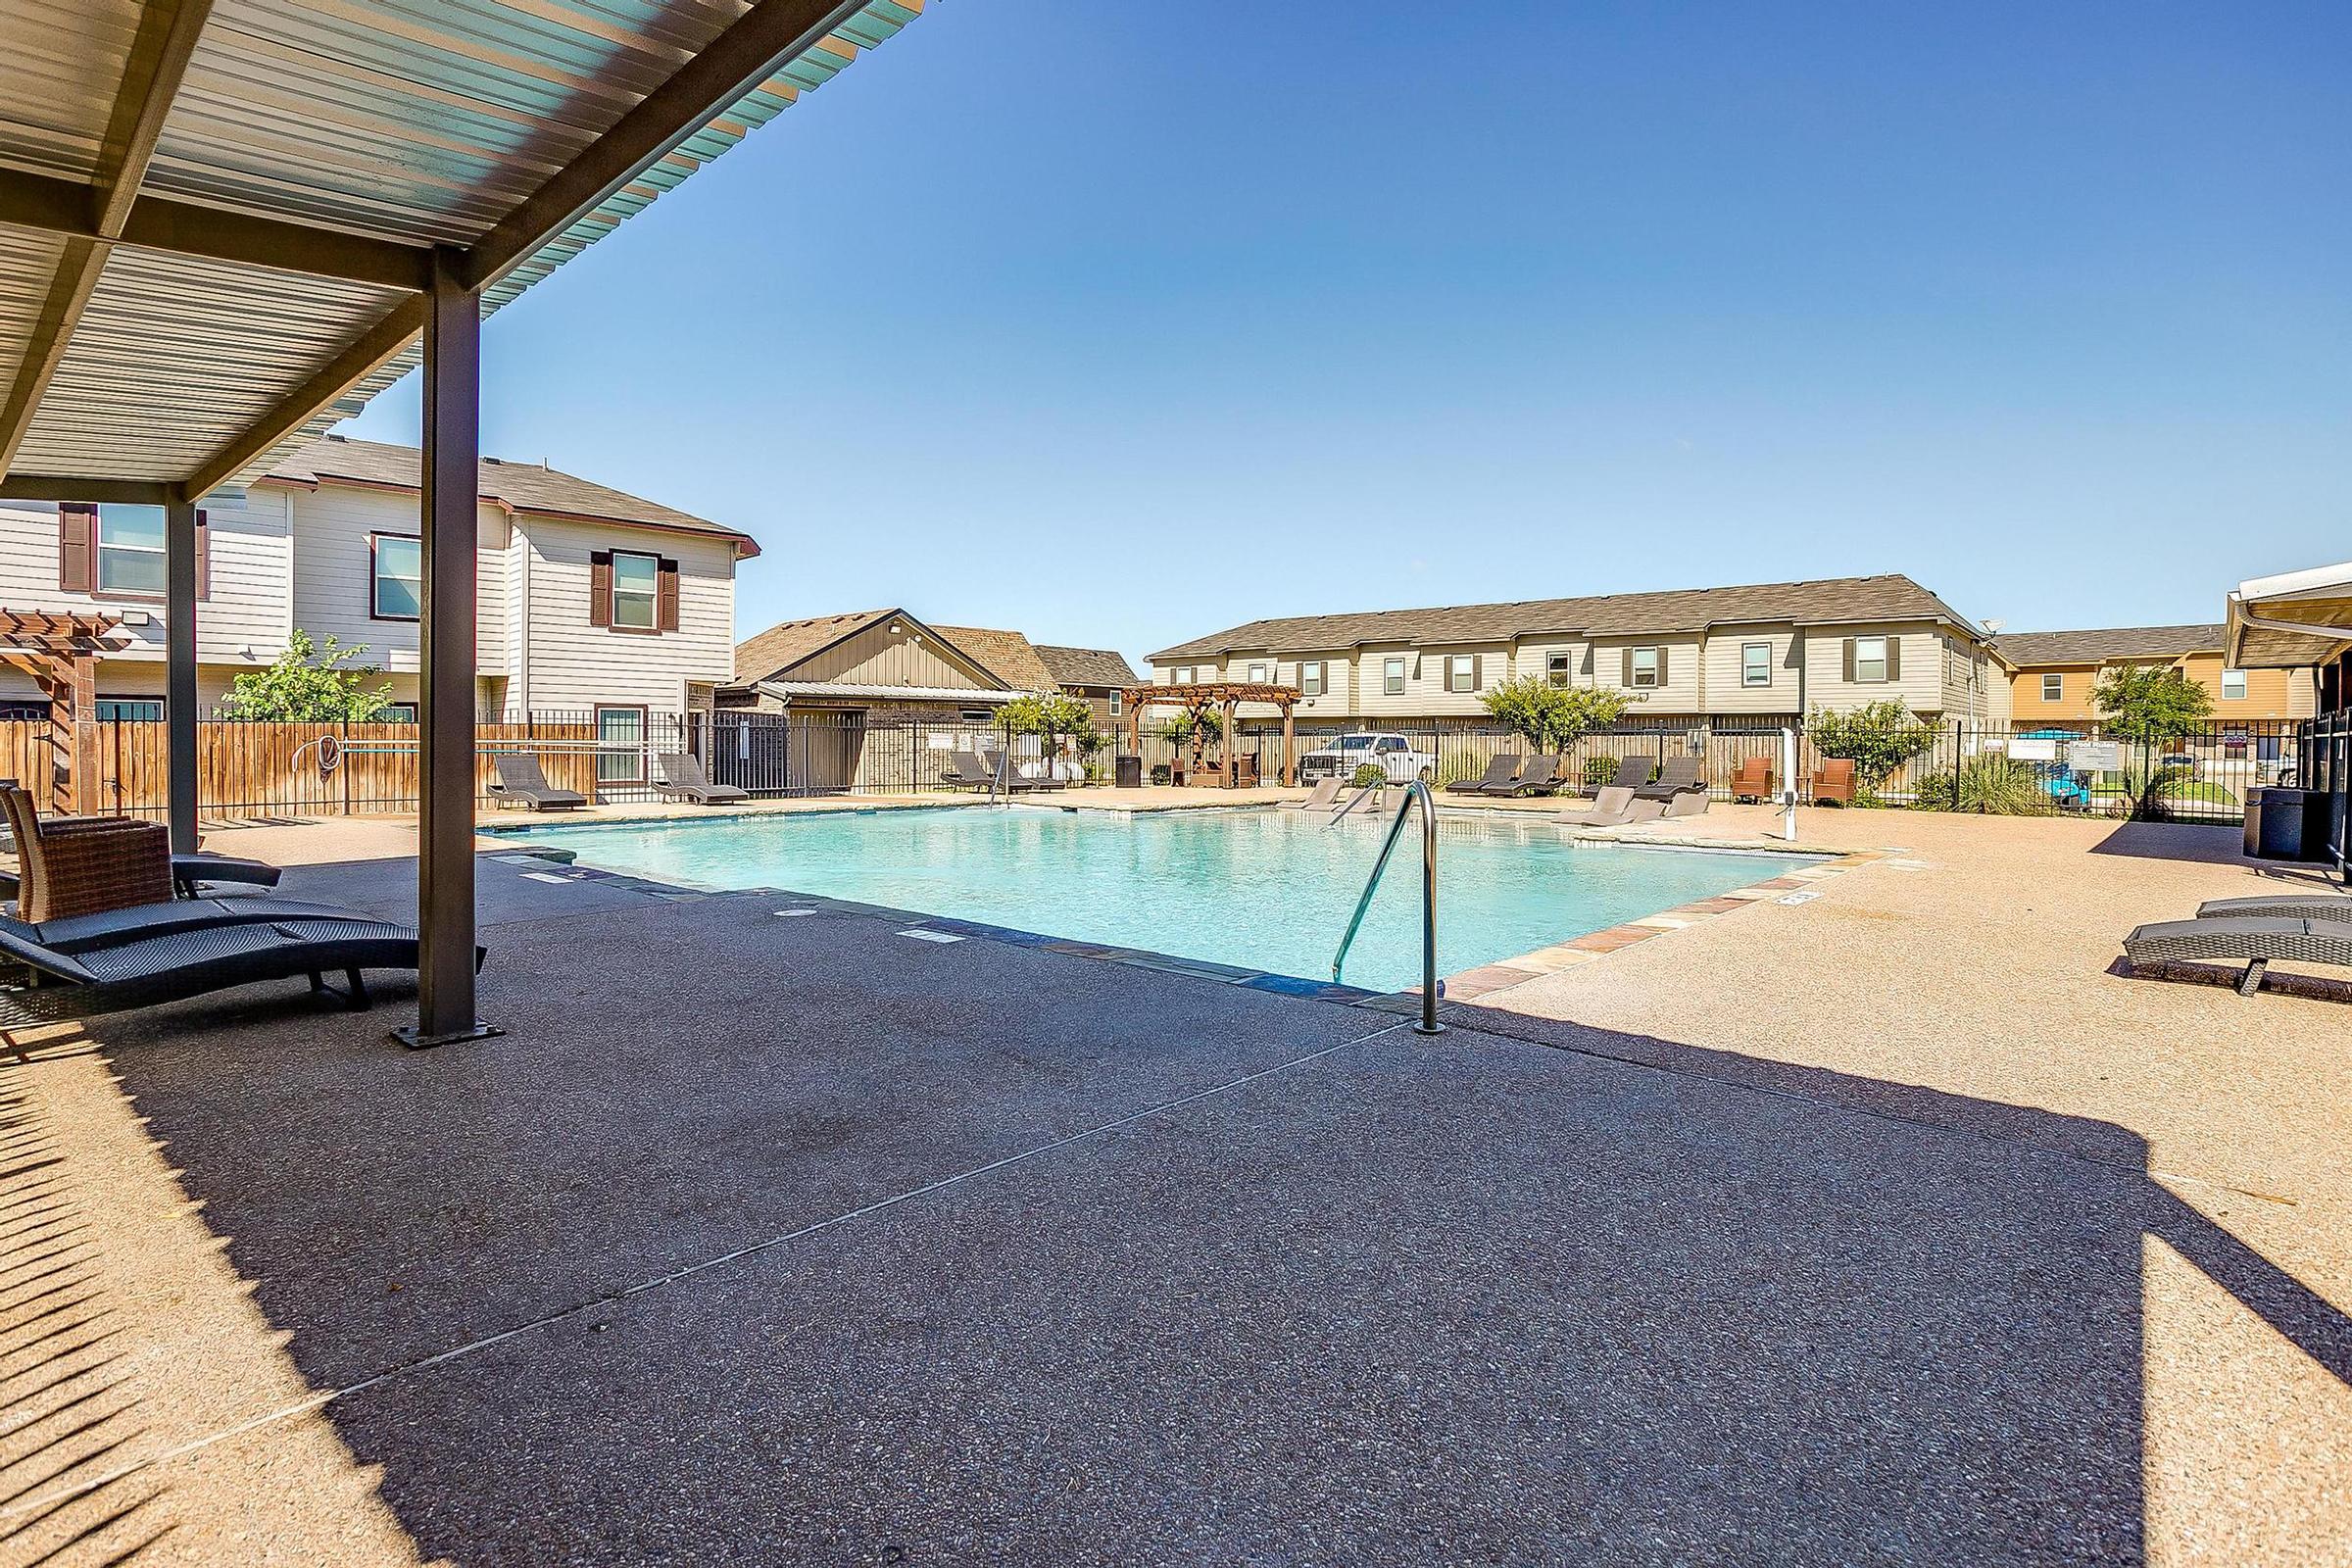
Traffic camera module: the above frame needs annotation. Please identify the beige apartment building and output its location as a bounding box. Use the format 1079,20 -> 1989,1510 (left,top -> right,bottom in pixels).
1150,574 -> 2000,726
1995,623 -> 2317,730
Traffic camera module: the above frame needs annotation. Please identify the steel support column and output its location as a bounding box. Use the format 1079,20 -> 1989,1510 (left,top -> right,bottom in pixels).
165,497 -> 199,854
399,251 -> 499,1049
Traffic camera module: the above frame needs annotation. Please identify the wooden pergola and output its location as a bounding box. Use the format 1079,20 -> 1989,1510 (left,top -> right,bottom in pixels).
0,610 -> 129,814
1122,682 -> 1302,788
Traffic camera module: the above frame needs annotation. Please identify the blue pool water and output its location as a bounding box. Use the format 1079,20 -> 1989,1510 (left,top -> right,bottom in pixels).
498,807 -> 1819,993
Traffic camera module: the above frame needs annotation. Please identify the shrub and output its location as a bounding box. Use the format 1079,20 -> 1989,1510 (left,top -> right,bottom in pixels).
1807,701 -> 1936,796
1583,755 -> 1625,790
1149,762 -> 1172,786
2094,665 -> 2211,748
218,629 -> 396,723
1349,762 -> 1389,790
1910,756 -> 2046,815
1481,677 -> 1640,753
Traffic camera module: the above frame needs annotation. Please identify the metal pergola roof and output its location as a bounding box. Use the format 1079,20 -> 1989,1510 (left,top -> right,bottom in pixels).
0,0 -> 929,504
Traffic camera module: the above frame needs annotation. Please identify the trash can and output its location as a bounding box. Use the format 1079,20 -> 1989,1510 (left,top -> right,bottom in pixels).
2244,786 -> 2324,861
1115,753 -> 1143,790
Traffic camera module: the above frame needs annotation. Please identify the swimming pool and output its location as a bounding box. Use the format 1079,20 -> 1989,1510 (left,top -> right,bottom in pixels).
497,807 -> 1819,993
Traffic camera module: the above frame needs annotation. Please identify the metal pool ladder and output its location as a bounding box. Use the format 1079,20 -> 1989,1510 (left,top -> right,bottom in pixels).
1331,778 -> 1444,1035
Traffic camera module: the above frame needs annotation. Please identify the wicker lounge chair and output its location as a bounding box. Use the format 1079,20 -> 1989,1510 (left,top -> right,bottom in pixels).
1592,756 -> 1652,795
1447,756 -> 1521,796
2123,916 -> 2352,998
488,755 -> 587,810
1633,756 -> 1708,816
983,752 -> 1061,791
0,914 -> 478,1025
4,896 -> 405,956
1554,785 -> 1663,828
941,751 -> 995,789
1485,755 -> 1564,797
654,753 -> 750,805
2194,893 -> 2352,922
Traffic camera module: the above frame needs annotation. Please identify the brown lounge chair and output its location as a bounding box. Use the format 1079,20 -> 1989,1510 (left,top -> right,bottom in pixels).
1810,757 -> 1857,806
983,751 -> 1063,791
1284,778 -> 1346,812
654,752 -> 750,805
2123,916 -> 2352,998
1484,755 -> 1564,797
488,755 -> 587,810
1447,755 -> 1522,796
1590,756 -> 1652,795
1554,785 -> 1663,828
1730,757 -> 1776,803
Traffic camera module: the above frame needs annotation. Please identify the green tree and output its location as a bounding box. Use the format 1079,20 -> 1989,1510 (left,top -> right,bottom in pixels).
217,629 -> 398,722
2093,664 -> 2213,747
1155,707 -> 1222,774
1479,676 -> 1640,753
1000,691 -> 1098,764
1806,700 -> 1936,798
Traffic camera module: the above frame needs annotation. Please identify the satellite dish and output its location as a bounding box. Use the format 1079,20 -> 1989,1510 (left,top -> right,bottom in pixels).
1983,617 -> 2006,636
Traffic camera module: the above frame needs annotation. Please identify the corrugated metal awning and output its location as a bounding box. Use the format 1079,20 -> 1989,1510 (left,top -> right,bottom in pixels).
0,0 -> 933,502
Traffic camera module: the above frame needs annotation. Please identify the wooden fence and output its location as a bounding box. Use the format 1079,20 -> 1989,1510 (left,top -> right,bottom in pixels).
1,719 -> 602,818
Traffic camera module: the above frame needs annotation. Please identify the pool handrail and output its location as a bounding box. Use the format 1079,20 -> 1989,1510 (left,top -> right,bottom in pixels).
1331,777 -> 1444,1035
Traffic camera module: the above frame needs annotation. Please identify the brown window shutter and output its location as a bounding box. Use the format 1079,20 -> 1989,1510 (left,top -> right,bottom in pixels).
1842,638 -> 1857,682
1656,646 -> 1670,686
589,550 -> 612,627
59,503 -> 94,593
1620,648 -> 1633,687
658,558 -> 680,632
194,509 -> 211,600
1885,638 -> 1901,682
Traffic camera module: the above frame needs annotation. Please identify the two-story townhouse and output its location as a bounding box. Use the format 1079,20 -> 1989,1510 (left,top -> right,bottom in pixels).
1149,574 -> 1996,727
1995,623 -> 2316,731
0,436 -> 755,753
1033,645 -> 1143,733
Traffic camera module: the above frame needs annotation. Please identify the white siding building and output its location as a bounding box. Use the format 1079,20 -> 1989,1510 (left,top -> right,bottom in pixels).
0,434 -> 755,729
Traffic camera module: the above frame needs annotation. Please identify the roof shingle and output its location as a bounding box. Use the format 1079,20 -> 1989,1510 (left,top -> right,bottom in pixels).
264,435 -> 755,555
1148,574 -> 1979,662
1032,645 -> 1141,689
1992,624 -> 2225,666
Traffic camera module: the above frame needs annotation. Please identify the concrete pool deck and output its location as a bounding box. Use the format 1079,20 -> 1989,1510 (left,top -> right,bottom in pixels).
2,808 -> 2347,1563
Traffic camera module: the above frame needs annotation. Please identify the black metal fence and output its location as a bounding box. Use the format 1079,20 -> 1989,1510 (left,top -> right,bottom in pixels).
2302,710 -> 2350,862
1208,715 -> 2308,825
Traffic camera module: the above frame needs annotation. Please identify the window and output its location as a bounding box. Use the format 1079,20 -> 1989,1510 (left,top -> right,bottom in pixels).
1299,661 -> 1325,698
1171,665 -> 1194,684
1446,654 -> 1477,693
372,533 -> 421,619
1630,647 -> 1660,688
1385,657 -> 1406,696
1249,662 -> 1269,684
1741,642 -> 1772,688
375,703 -> 416,723
1546,652 -> 1572,688
97,506 -> 167,597
2041,673 -> 2063,703
611,550 -> 660,630
2221,668 -> 2247,701
95,698 -> 162,722
1109,691 -> 1123,717
1853,636 -> 1888,684
595,706 -> 646,785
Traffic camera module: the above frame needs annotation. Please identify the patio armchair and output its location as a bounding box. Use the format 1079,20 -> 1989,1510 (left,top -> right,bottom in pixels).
1447,756 -> 1522,796
0,785 -> 283,907
488,755 -> 588,810
1809,757 -> 1858,806
1,787 -> 173,922
1729,757 -> 1776,804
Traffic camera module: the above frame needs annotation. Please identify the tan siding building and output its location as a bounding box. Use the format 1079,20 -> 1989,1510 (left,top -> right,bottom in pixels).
1996,624 -> 2316,729
1150,574 -> 1995,726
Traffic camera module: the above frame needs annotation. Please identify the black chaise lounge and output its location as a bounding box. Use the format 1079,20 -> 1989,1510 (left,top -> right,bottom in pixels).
488,755 -> 587,810
1484,754 -> 1564,797
1597,755 -> 1653,793
0,915 -> 474,1025
1632,756 -> 1708,816
654,753 -> 750,806
2194,893 -> 2352,922
1447,756 -> 1522,796
4,896 -> 402,956
2122,916 -> 2352,998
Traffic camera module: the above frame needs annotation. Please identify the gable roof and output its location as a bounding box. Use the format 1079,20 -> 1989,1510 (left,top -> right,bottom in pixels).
734,610 -> 898,684
932,626 -> 1056,693
1992,624 -> 2225,667
261,435 -> 758,557
1149,574 -> 1981,662
1034,645 -> 1142,689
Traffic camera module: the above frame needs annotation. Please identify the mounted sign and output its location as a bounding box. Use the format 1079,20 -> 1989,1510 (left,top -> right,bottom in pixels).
2070,741 -> 2121,772
2009,737 -> 2060,761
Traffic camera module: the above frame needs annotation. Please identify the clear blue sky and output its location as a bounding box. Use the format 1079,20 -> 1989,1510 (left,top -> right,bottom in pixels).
345,1 -> 2351,667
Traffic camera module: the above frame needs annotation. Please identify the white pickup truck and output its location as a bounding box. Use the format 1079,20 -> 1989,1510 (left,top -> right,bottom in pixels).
1298,732 -> 1436,784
